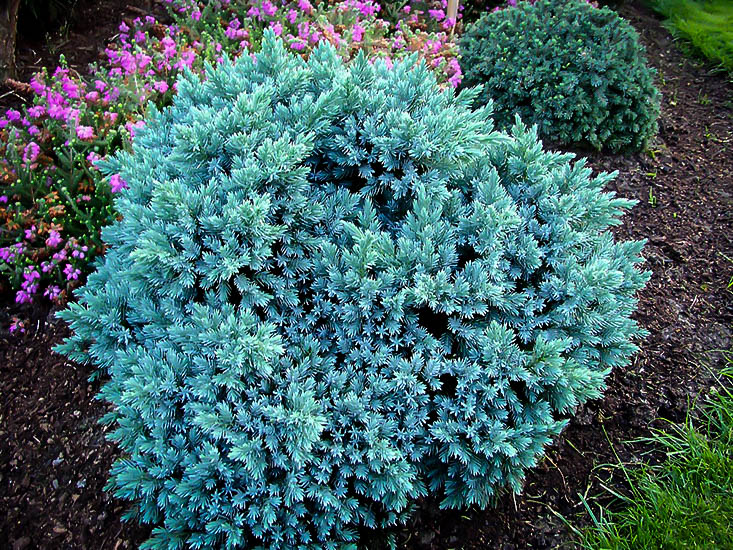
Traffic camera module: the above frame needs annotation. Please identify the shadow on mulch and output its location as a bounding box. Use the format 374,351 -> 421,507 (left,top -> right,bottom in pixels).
1,1 -> 732,549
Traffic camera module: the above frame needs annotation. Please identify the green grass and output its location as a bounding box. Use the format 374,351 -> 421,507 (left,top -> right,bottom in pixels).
647,0 -> 733,73
580,354 -> 733,550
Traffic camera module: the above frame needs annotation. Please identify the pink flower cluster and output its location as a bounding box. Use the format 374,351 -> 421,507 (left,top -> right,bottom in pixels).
0,13 -> 203,309
399,0 -> 464,32
172,0 -> 461,86
1,0 -> 466,326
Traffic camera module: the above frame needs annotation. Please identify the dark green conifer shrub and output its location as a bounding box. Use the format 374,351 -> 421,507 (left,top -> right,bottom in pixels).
459,0 -> 661,151
57,31 -> 649,549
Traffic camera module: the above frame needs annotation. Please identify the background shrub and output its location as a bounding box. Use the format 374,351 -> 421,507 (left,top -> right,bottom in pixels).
58,32 -> 649,549
459,0 -> 661,151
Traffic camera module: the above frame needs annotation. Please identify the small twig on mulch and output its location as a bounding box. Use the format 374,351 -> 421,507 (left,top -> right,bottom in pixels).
3,78 -> 33,96
125,5 -> 150,16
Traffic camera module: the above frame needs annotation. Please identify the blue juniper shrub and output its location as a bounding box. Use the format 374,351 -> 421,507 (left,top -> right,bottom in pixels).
56,31 -> 649,549
459,0 -> 661,152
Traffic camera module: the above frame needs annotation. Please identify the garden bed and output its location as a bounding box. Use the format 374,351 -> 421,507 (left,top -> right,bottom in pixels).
1,1 -> 731,549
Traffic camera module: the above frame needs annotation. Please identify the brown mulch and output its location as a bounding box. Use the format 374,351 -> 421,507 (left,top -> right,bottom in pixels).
0,320 -> 150,550
1,2 -> 732,549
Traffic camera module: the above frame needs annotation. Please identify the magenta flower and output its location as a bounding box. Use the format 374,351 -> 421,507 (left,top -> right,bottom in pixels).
30,74 -> 45,94
108,86 -> 121,102
23,142 -> 41,164
87,151 -> 101,166
52,249 -> 68,262
61,78 -> 79,98
119,52 -> 137,74
270,21 -> 283,36
352,23 -> 365,43
262,0 -> 277,16
76,126 -> 94,140
136,53 -> 152,70
162,36 -> 177,59
48,104 -> 69,121
63,264 -> 81,281
46,230 -> 63,248
27,105 -> 45,118
9,318 -> 26,333
15,290 -> 32,304
225,22 -> 247,40
125,120 -> 145,137
44,286 -> 62,301
175,51 -> 195,70
109,174 -> 129,193
22,269 -> 40,283
154,80 -> 169,93
290,40 -> 306,51
356,1 -> 379,17
429,9 -> 446,21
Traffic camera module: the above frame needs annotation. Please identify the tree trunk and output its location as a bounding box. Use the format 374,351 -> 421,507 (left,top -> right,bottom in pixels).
0,0 -> 21,82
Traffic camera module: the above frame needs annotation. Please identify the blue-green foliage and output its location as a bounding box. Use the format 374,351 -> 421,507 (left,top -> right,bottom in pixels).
460,0 -> 661,152
56,31 -> 649,549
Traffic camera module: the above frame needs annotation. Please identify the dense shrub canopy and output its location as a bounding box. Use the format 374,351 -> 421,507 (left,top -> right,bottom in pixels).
459,0 -> 661,151
57,31 -> 649,549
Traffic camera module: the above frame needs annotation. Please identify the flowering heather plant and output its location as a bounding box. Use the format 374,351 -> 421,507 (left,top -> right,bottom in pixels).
0,17 -> 205,308
1,1 -> 462,314
381,0 -> 464,32
164,0 -> 462,85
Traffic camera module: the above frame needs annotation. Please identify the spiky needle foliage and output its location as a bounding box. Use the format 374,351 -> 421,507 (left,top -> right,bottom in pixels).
460,0 -> 661,151
57,31 -> 649,549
